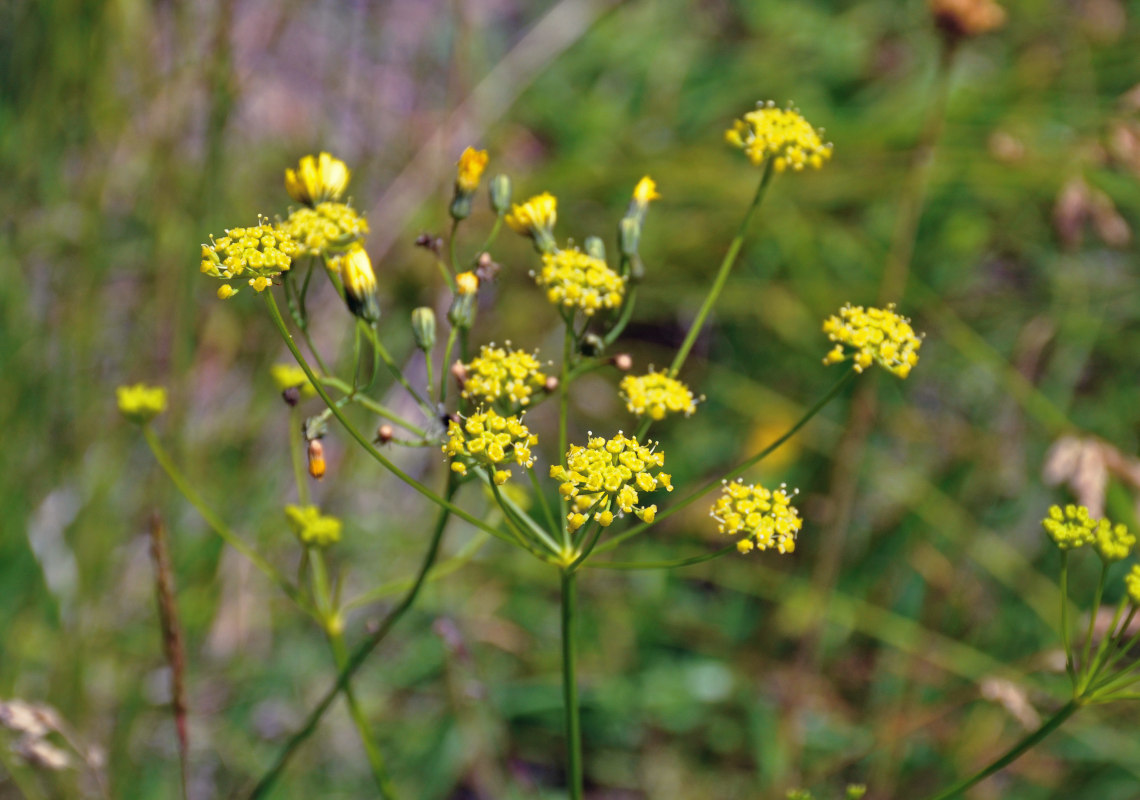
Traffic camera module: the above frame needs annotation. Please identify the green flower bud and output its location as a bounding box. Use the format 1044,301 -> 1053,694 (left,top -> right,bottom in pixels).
489,174 -> 512,215
448,292 -> 477,329
411,307 -> 437,351
584,236 -> 606,262
619,216 -> 641,258
449,192 -> 473,221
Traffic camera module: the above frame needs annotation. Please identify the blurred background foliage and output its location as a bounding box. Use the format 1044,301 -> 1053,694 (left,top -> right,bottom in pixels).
2,0 -> 1140,797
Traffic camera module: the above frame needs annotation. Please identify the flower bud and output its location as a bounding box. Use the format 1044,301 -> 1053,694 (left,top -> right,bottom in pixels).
455,271 -> 479,295
282,386 -> 300,407
579,333 -> 605,358
448,292 -> 476,329
612,353 -> 633,372
449,193 -> 473,221
375,424 -> 394,444
307,439 -> 326,480
584,236 -> 606,262
411,307 -> 436,351
619,216 -> 641,258
338,243 -> 380,322
489,174 -> 512,215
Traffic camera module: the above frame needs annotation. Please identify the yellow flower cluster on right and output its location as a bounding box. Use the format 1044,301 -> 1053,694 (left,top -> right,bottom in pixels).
283,202 -> 369,256
1041,504 -> 1101,551
711,479 -> 803,554
285,504 -> 342,548
117,383 -> 168,424
1126,565 -> 1140,606
725,102 -> 833,172
443,408 -> 538,485
462,344 -> 547,408
535,248 -> 625,316
200,221 -> 300,295
822,303 -> 922,378
619,372 -> 698,420
1096,518 -> 1136,563
550,433 -> 672,532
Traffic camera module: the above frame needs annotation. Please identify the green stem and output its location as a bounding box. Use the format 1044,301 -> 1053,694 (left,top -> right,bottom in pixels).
288,409 -> 310,506
560,569 -> 584,800
440,325 -> 459,404
142,426 -> 317,621
342,532 -> 490,612
668,159 -> 774,378
594,366 -> 856,555
1060,552 -> 1074,684
448,218 -> 461,273
1081,595 -> 1130,692
361,324 -> 435,416
559,322 -> 573,549
529,463 -> 559,536
920,700 -> 1080,800
602,284 -> 637,347
489,477 -> 561,557
587,544 -> 736,570
318,375 -> 426,437
1087,606 -> 1139,691
247,479 -> 457,799
474,215 -> 504,260
1079,561 -> 1107,674
327,625 -> 395,797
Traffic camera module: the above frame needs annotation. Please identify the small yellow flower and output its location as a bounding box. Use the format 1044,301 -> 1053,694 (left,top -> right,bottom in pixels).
271,364 -> 317,398
455,147 -> 489,194
620,371 -> 698,421
550,433 -> 673,532
505,192 -> 557,252
285,504 -> 342,547
534,248 -> 625,316
822,303 -> 922,379
711,479 -> 803,554
217,285 -> 238,300
1126,564 -> 1140,606
200,220 -> 300,292
282,202 -> 369,256
285,152 -> 350,206
443,407 -> 538,484
455,271 -> 479,295
632,176 -> 660,207
1095,518 -> 1135,562
117,383 -> 167,424
725,102 -> 833,172
1041,504 -> 1099,551
335,243 -> 380,321
462,343 -> 547,408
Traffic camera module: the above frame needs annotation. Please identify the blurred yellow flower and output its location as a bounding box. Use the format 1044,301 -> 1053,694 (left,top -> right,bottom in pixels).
726,102 -> 833,172
505,192 -> 557,252
283,202 -> 369,256
285,504 -> 342,547
619,371 -> 697,420
1126,565 -> 1140,606
711,479 -> 802,554
535,248 -> 624,316
462,344 -> 547,408
1095,519 -> 1135,562
443,408 -> 538,485
822,303 -> 922,379
455,147 -> 489,194
335,243 -> 379,322
271,364 -> 317,398
455,271 -> 479,295
117,383 -> 167,424
1041,504 -> 1099,551
285,152 -> 350,206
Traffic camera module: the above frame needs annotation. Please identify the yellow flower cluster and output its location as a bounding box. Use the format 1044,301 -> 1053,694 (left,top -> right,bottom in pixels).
455,147 -> 489,194
505,192 -> 557,238
550,433 -> 673,532
443,408 -> 538,485
285,504 -> 342,548
822,303 -> 922,379
462,344 -> 547,408
200,221 -> 300,295
117,383 -> 167,424
1041,504 -> 1101,551
271,364 -> 317,397
535,248 -> 625,316
1096,518 -> 1136,563
285,152 -> 350,206
282,202 -> 369,256
1126,565 -> 1140,606
619,372 -> 698,421
725,102 -> 833,172
710,479 -> 803,554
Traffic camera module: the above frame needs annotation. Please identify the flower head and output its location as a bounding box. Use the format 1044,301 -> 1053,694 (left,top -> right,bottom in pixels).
200,220 -> 300,293
726,102 -> 833,172
462,344 -> 547,409
1126,565 -> 1140,606
629,176 -> 660,219
443,407 -> 538,485
334,243 -> 380,321
455,271 -> 479,295
534,247 -> 625,316
117,383 -> 167,424
1041,504 -> 1099,550
550,433 -> 673,532
285,152 -> 350,206
822,303 -> 922,378
282,202 -> 369,256
620,371 -> 698,421
711,479 -> 803,554
271,364 -> 317,398
1095,519 -> 1135,563
455,147 -> 489,195
505,192 -> 557,252
285,504 -> 342,548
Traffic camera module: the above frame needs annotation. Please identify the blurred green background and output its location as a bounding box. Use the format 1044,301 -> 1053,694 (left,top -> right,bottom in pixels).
2,0 -> 1140,797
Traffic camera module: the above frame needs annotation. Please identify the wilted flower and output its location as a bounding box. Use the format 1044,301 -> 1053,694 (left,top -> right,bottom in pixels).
619,371 -> 698,420
534,247 -> 625,316
117,384 -> 168,424
710,479 -> 802,554
726,102 -> 833,172
822,303 -> 922,378
285,152 -> 350,206
443,408 -> 538,485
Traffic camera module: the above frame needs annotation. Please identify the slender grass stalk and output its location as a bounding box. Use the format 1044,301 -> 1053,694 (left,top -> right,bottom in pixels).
1080,595 -> 1131,692
1079,562 -> 1107,673
360,323 -> 436,416
668,159 -> 774,378
342,532 -> 490,611
587,544 -> 736,570
560,569 -> 583,800
318,375 -> 426,437
1060,552 -> 1075,683
288,408 -> 310,506
559,321 -> 573,549
529,464 -> 559,535
440,325 -> 460,404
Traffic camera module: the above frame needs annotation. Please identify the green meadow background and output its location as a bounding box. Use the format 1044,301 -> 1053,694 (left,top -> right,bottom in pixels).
2,0 -> 1139,797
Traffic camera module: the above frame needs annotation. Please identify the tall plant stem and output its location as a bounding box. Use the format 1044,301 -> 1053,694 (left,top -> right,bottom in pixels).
560,569 -> 583,800
327,627 -> 395,798
668,159 -> 774,377
247,480 -> 457,799
920,700 -> 1080,800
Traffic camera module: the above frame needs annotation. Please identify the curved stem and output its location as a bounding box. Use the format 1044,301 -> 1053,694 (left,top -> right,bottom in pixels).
560,569 -> 583,800
1060,552 -> 1075,684
668,160 -> 774,378
360,323 -> 435,416
318,375 -> 426,437
342,532 -> 490,612
1079,561 -> 1107,674
440,325 -> 459,404
247,478 -> 458,799
587,544 -> 736,570
919,700 -> 1080,800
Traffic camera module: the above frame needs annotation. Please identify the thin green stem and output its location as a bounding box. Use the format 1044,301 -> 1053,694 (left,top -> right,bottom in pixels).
602,284 -> 637,347
474,215 -> 504,260
559,322 -> 573,549
440,325 -> 459,404
1079,561 -> 1108,673
1081,595 -> 1131,693
1060,552 -> 1074,684
288,409 -> 310,506
361,324 -> 435,416
142,426 -> 317,621
448,218 -> 461,273
668,159 -> 774,378
489,478 -> 560,557
247,479 -> 457,799
595,366 -> 856,555
529,463 -> 559,536
587,544 -> 736,570
1088,606 -> 1139,690
342,532 -> 490,612
919,700 -> 1080,800
560,569 -> 584,800
318,375 -> 426,437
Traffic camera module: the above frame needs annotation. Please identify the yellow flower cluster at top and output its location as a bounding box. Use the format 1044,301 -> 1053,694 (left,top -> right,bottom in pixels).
443,408 -> 538,485
505,192 -> 557,239
1041,504 -> 1135,561
285,152 -> 350,206
462,344 -> 547,408
725,102 -> 833,172
117,383 -> 167,424
535,248 -> 625,316
285,504 -> 342,548
456,147 -> 489,194
822,303 -> 922,379
620,372 -> 698,421
1126,565 -> 1140,606
200,221 -> 300,296
550,433 -> 672,532
1097,518 -> 1136,562
283,202 -> 369,256
711,479 -> 803,554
